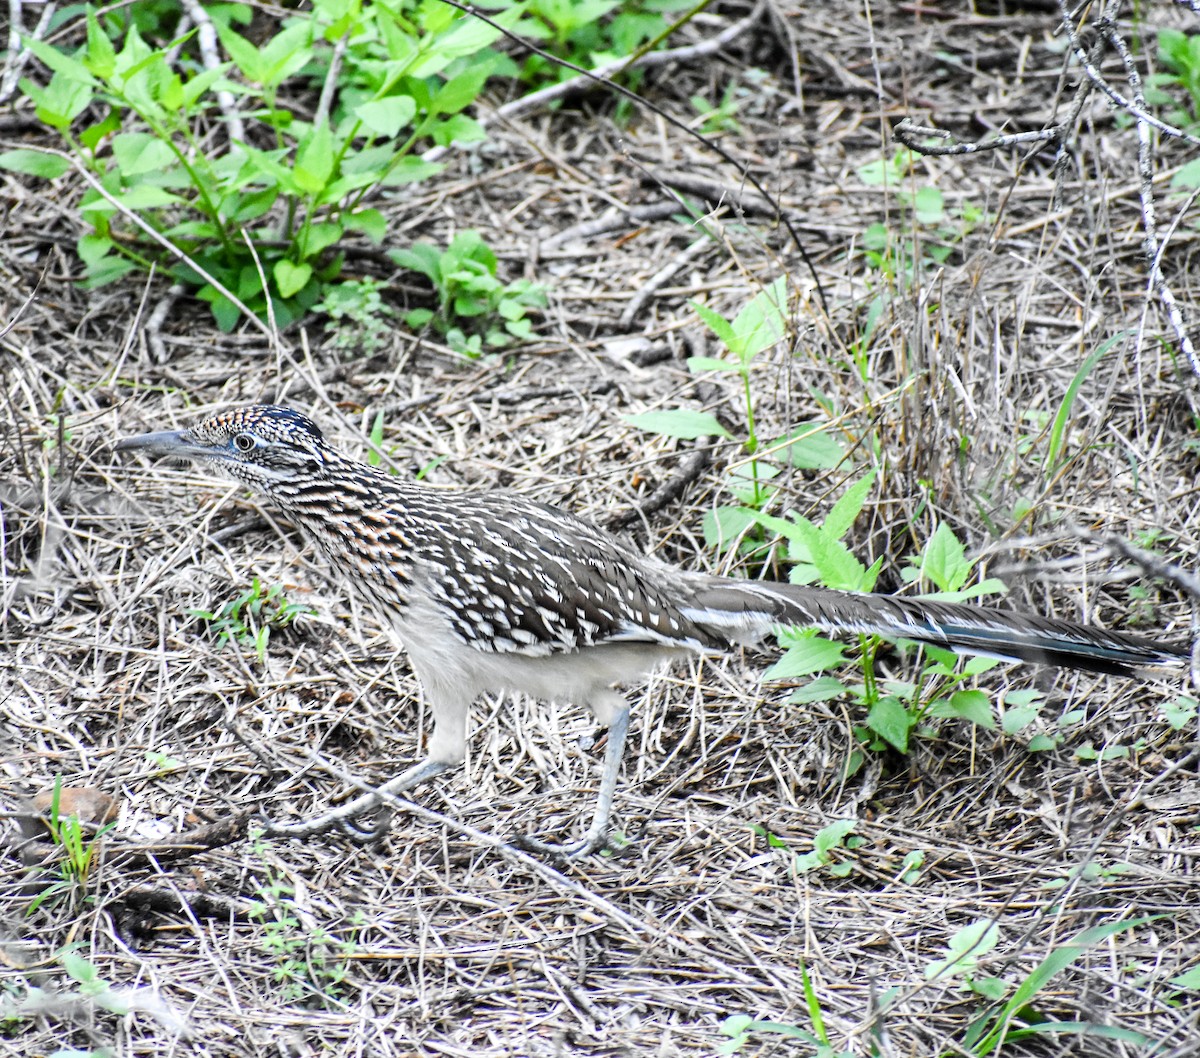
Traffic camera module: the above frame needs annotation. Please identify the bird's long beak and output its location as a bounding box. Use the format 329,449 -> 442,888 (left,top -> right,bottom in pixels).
115,429 -> 210,462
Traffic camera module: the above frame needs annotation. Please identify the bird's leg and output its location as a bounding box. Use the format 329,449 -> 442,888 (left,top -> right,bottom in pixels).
262,757 -> 452,841
516,699 -> 631,859
264,686 -> 469,842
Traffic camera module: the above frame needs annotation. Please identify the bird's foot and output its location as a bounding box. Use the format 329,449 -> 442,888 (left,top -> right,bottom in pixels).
512,827 -> 614,861
257,806 -> 395,844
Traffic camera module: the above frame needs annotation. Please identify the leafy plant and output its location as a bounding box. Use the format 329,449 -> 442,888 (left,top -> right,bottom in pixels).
856,148 -> 985,289
249,845 -> 360,1006
1,2 -> 515,330
690,82 -> 742,135
1147,29 -> 1200,131
392,230 -> 546,356
718,965 -> 854,1056
27,779 -> 116,913
956,918 -> 1156,1054
189,578 -> 314,663
792,818 -> 859,877
514,0 -> 696,88
317,277 -> 396,355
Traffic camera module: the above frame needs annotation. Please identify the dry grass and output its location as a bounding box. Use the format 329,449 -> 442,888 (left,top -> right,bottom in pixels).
2,2 -> 1200,1055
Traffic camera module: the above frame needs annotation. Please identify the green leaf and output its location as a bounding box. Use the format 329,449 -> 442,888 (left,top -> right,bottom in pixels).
777,423 -> 845,470
867,695 -> 912,752
431,66 -> 491,115
85,10 -> 118,79
787,675 -> 847,703
379,156 -> 445,186
1046,333 -> 1122,474
1001,705 -> 1039,735
702,505 -> 758,552
794,818 -> 856,872
686,355 -> 741,373
623,409 -> 730,440
913,185 -> 944,224
22,37 -> 96,84
111,132 -> 176,177
764,636 -> 848,679
273,259 -> 312,298
345,209 -> 387,243
20,73 -> 92,131
928,689 -> 995,729
356,96 -> 417,138
729,276 -> 787,360
691,298 -> 737,349
1170,965 -> 1200,990
0,149 -> 71,178
925,919 -> 1001,979
298,221 -> 343,260
214,20 -> 265,82
1027,733 -> 1058,752
1161,695 -> 1197,730
76,233 -> 113,266
918,522 -> 969,593
823,471 -> 875,540
294,122 -> 334,194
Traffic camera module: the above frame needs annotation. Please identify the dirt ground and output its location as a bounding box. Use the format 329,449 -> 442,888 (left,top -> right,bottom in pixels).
3,1 -> 1200,1055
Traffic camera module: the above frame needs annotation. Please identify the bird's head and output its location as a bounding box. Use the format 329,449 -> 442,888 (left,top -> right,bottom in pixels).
116,405 -> 334,493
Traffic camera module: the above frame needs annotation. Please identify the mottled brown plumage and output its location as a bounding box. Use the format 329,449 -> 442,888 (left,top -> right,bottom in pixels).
117,405 -> 1190,856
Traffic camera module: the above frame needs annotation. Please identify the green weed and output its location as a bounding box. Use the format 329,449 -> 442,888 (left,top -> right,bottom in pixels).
392,230 -> 546,356
26,779 -> 115,914
189,578 -> 314,663
249,845 -> 361,1006
1,2 -> 513,330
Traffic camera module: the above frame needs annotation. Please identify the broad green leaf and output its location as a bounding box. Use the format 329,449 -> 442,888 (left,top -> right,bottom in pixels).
76,233 -> 113,267
691,298 -> 737,349
913,185 -> 944,224
0,149 -> 71,178
823,471 -> 875,540
1001,705 -> 1039,735
431,66 -> 491,115
274,259 -> 312,298
926,919 -> 1001,979
730,276 -> 787,360
20,74 -> 92,131
867,695 -> 912,752
702,505 -> 758,552
298,221 -> 343,259
1161,695 -> 1198,730
294,122 -> 334,193
214,21 -> 265,82
22,37 -> 96,84
914,522 -> 971,593
623,409 -> 730,439
111,132 -> 176,177
85,11 -> 118,79
345,208 -> 387,243
794,818 -> 856,872
928,689 -> 994,729
356,96 -> 417,138
379,157 -> 444,185
687,355 -> 741,373
777,423 -> 845,469
1027,733 -> 1057,752
182,63 -> 230,109
1170,965 -> 1200,990
764,636 -> 848,679
787,675 -> 847,703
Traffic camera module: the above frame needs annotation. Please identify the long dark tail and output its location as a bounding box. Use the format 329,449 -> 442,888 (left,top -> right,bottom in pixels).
683,581 -> 1191,678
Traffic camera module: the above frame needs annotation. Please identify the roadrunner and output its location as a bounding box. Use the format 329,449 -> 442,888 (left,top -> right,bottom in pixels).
117,405 -> 1190,856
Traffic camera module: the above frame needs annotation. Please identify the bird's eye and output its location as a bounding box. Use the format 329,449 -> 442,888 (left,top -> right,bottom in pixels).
233,433 -> 256,453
